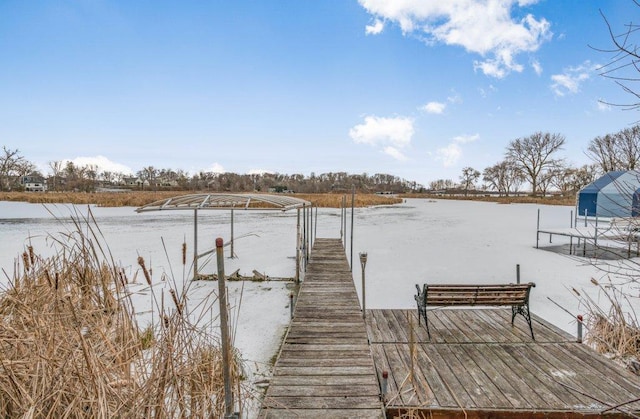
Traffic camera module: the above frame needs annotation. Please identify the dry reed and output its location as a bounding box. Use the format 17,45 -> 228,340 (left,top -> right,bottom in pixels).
0,207 -> 247,417
0,191 -> 402,208
579,278 -> 640,369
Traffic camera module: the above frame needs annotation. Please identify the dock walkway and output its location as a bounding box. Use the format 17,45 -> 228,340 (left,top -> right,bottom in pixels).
259,238 -> 384,418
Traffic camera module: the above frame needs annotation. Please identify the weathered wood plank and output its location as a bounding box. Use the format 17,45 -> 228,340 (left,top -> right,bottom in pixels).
260,238 -> 383,418
262,395 -> 383,409
259,408 -> 384,418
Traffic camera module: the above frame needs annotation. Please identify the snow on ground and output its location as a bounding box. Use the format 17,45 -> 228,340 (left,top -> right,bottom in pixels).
2,197 -> 639,413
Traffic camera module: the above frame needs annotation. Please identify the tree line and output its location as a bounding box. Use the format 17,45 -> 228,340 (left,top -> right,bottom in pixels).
0,150 -> 422,194
2,125 -> 640,196
432,126 -> 640,197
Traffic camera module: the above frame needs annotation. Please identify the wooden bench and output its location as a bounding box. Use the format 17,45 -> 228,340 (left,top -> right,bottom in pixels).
414,282 -> 536,340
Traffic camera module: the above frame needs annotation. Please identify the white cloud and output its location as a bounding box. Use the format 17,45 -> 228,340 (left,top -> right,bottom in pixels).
531,58 -> 542,75
550,61 -> 597,97
447,93 -> 462,104
421,101 -> 446,114
383,146 -> 408,161
596,100 -> 611,112
67,155 -> 133,175
205,162 -> 225,173
349,115 -> 414,161
453,133 -> 479,144
358,0 -> 552,78
436,143 -> 462,167
434,133 -> 479,168
247,168 -> 274,175
366,18 -> 385,35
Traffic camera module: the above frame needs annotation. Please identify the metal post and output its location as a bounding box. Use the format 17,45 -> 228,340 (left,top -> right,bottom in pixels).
302,205 -> 306,271
577,314 -> 583,343
290,293 -> 294,319
381,371 -> 388,402
216,238 -> 234,417
570,210 -> 573,228
536,208 -> 540,249
350,186 -> 355,271
193,209 -> 198,280
360,252 -> 367,318
516,264 -> 520,284
340,196 -> 344,242
584,209 -> 587,227
296,208 -> 300,283
230,207 -> 234,258
309,203 -> 313,249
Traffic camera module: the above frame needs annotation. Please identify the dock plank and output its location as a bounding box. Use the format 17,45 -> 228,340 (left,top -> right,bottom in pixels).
368,308 -> 640,417
259,238 -> 384,418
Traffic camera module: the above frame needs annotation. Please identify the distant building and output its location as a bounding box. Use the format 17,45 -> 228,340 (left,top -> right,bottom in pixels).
20,176 -> 47,192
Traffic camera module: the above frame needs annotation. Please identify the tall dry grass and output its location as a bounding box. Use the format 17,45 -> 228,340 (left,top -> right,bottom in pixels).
576,278 -> 640,371
0,207 -> 247,417
0,191 -> 403,208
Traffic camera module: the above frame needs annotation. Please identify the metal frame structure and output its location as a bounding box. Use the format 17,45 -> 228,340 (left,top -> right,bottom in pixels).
136,193 -> 312,280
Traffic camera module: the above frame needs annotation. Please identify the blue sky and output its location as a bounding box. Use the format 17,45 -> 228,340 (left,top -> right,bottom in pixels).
1,1 -> 639,187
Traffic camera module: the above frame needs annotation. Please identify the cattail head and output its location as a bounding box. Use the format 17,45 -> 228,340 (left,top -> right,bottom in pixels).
22,251 -> 30,271
182,242 -> 187,265
137,256 -> 152,286
591,278 -> 600,286
28,245 -> 35,265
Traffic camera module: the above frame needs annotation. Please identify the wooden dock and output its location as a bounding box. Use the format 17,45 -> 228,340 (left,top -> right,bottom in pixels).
259,238 -> 385,418
259,238 -> 640,418
367,308 -> 640,418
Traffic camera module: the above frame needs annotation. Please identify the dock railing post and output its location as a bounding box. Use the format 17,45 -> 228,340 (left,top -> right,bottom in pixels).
536,209 -> 540,249
516,264 -> 520,284
290,293 -> 294,320
350,185 -> 355,272
216,238 -> 235,418
381,371 -> 388,402
359,252 -> 367,318
577,314 -> 583,343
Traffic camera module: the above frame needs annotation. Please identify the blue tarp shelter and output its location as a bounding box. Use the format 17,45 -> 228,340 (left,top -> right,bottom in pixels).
577,170 -> 640,218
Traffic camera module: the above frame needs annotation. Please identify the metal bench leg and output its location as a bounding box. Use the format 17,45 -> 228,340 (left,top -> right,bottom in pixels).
512,305 -> 535,340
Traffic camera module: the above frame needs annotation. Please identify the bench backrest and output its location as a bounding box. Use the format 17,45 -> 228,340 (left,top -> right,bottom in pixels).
421,283 -> 534,307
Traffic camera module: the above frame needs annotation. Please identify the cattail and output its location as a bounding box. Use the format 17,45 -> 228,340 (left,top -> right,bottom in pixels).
169,289 -> 182,315
137,256 -> 152,285
591,278 -> 600,286
572,287 -> 581,296
55,272 -> 59,290
22,251 -> 30,272
182,242 -> 187,265
27,245 -> 35,265
44,270 -> 52,287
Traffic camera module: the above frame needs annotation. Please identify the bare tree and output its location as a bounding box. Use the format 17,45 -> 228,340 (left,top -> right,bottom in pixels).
0,147 -> 28,191
48,160 -> 63,191
586,126 -> 640,172
594,3 -> 640,110
459,167 -> 480,196
483,160 -> 523,196
137,166 -> 158,191
506,132 -> 565,196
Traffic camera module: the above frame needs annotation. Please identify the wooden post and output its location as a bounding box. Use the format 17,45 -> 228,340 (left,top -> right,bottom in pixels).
516,264 -> 520,284
216,238 -> 234,417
